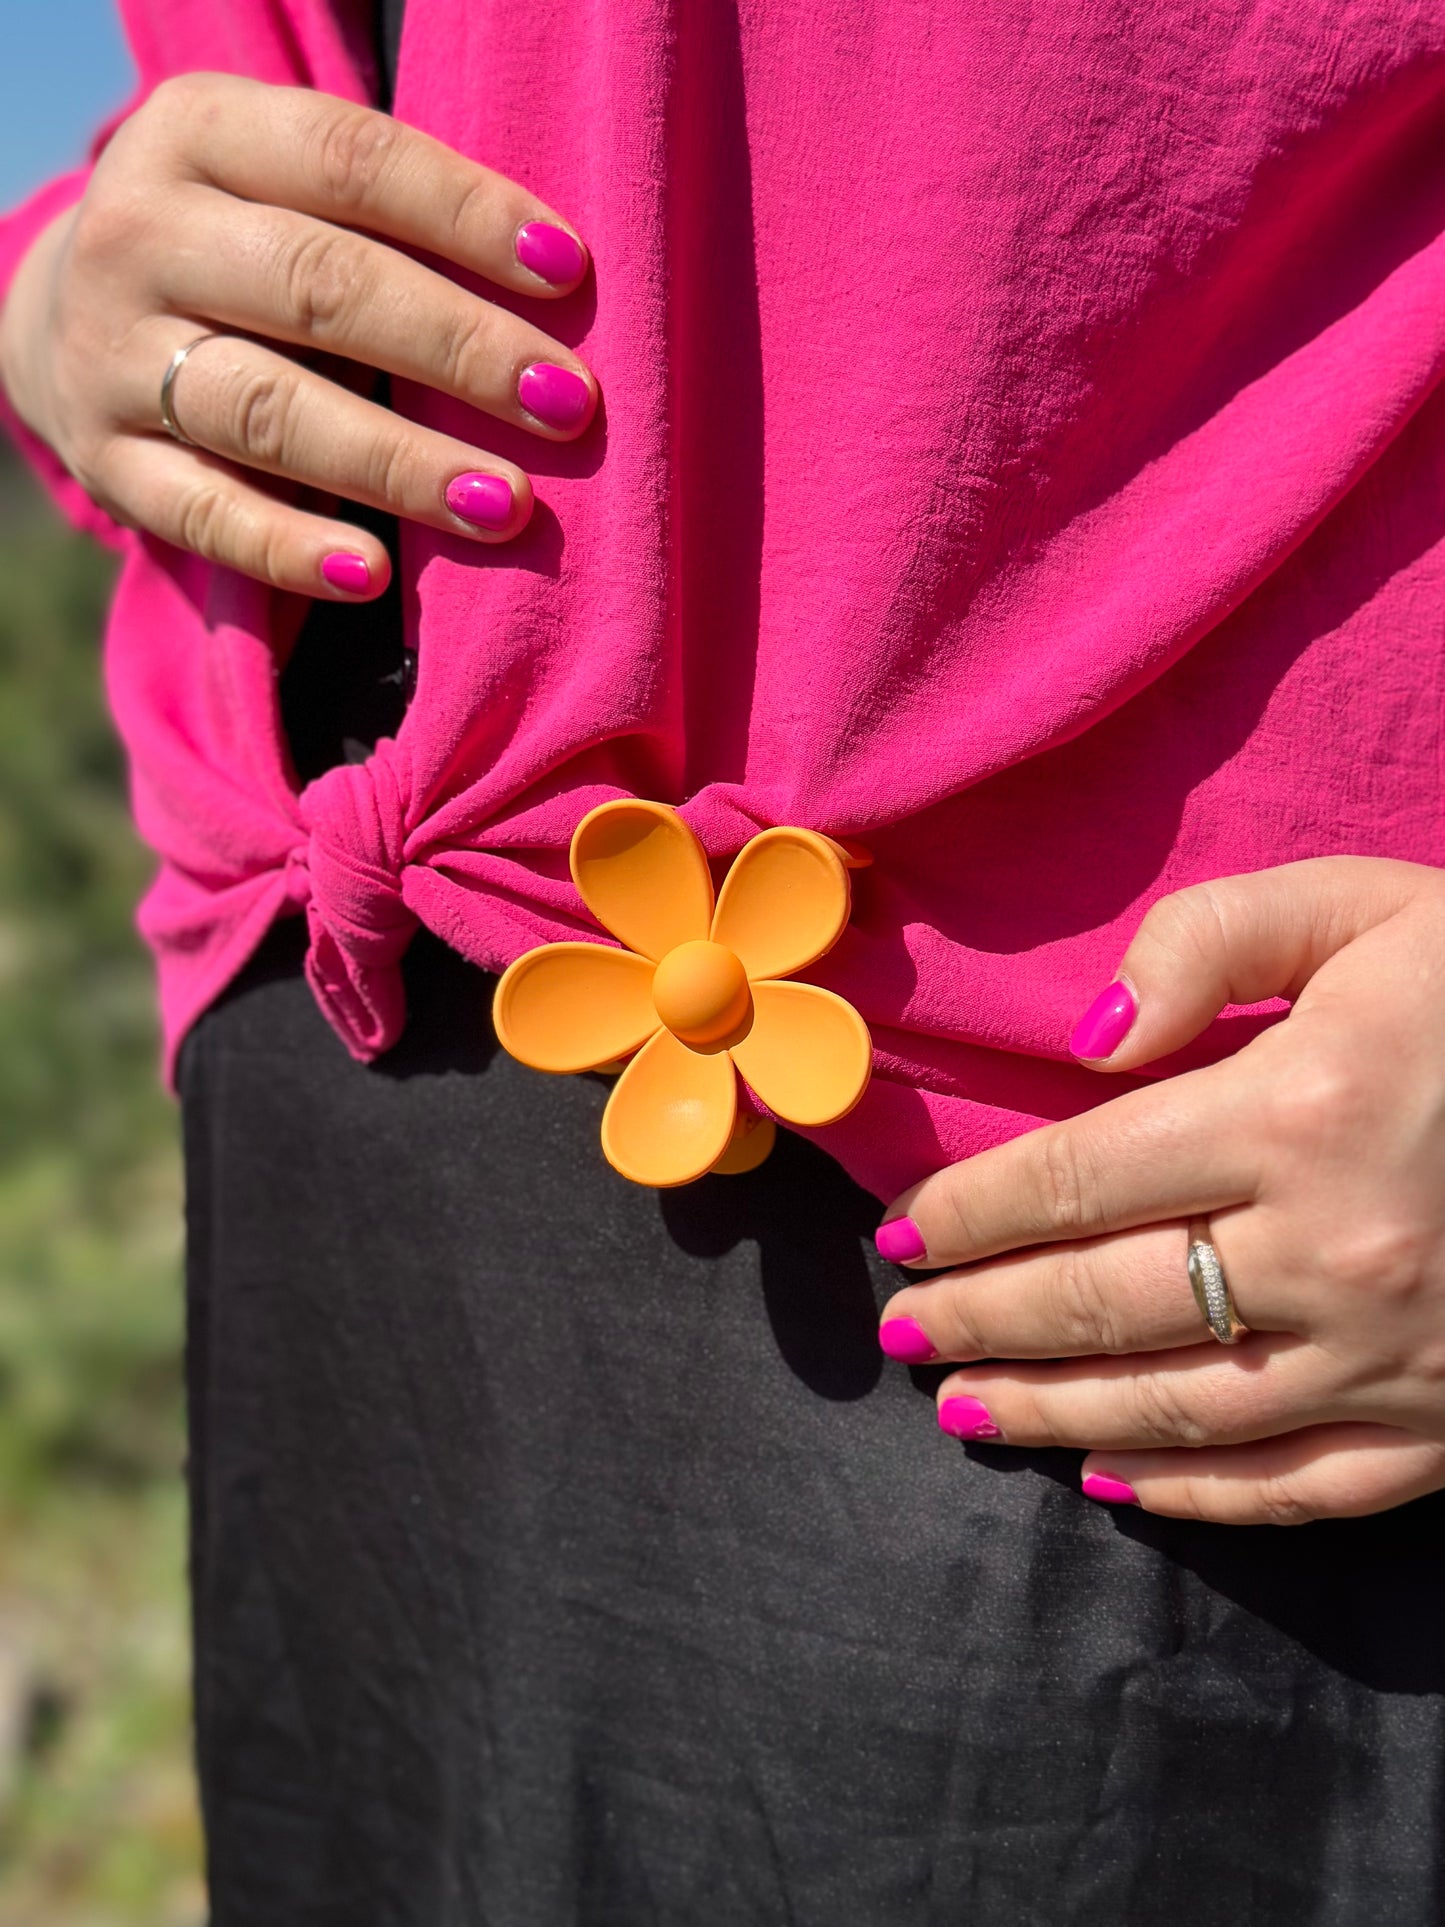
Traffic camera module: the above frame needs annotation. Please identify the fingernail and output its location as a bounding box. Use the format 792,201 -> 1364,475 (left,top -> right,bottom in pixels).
516,221 -> 586,285
878,1316 -> 937,1364
1069,980 -> 1137,1060
445,472 -> 514,530
518,362 -> 592,431
938,1395 -> 1001,1440
1082,1472 -> 1139,1506
875,1216 -> 927,1264
320,552 -> 370,595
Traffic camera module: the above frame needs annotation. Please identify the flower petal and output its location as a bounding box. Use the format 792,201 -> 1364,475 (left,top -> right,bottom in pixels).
493,943 -> 659,1072
710,1113 -> 776,1175
571,800 -> 714,960
729,980 -> 872,1126
601,1027 -> 737,1186
710,828 -> 850,981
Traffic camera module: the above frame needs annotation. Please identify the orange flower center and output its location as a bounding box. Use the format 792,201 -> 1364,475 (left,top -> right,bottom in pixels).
652,940 -> 751,1048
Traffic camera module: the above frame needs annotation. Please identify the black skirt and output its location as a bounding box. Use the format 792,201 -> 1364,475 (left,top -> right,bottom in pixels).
179,919 -> 1445,1927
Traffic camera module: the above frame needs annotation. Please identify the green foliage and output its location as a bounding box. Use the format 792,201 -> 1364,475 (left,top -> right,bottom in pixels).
0,448 -> 199,1924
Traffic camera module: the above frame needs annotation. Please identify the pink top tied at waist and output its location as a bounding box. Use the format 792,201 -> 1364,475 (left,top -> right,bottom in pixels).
290,741 -> 417,1062
6,0 -> 1445,1200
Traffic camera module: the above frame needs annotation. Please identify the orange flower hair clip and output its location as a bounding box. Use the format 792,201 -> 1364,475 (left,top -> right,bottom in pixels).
492,800 -> 873,1186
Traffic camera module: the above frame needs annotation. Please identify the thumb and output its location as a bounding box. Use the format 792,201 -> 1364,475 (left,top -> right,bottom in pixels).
1067,856 -> 1420,1070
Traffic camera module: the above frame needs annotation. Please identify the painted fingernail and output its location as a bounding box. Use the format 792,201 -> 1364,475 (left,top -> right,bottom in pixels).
878,1316 -> 937,1364
516,221 -> 586,285
445,472 -> 514,530
518,362 -> 592,431
1082,1472 -> 1139,1506
320,552 -> 370,595
875,1216 -> 927,1264
1069,980 -> 1137,1061
938,1395 -> 1001,1440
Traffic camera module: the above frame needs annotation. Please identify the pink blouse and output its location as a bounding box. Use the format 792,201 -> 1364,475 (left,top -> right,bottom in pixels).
4,0 -> 1445,1198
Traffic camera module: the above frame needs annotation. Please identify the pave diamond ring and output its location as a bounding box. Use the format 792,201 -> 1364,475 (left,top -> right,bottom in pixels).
1186,1221 -> 1249,1346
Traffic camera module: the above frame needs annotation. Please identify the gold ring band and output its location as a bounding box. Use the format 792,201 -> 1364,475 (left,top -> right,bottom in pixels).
1186,1220 -> 1249,1345
158,334 -> 219,449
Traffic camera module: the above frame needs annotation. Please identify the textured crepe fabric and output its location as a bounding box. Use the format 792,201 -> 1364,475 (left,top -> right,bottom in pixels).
4,0 -> 1445,1196
182,927 -> 1445,1925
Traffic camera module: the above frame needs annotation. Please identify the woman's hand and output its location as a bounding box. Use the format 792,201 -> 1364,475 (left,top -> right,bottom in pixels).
0,73 -> 597,598
875,856 -> 1445,1525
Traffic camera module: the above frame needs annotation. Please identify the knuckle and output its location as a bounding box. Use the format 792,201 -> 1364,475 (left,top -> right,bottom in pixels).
314,105 -> 399,208
1315,1215 -> 1430,1304
73,441 -> 131,524
229,367 -> 293,466
256,521 -> 296,589
1262,1049 -> 1366,1153
1048,1248 -> 1123,1353
66,429 -> 113,503
140,72 -> 206,131
1138,882 -> 1227,972
436,305 -> 502,396
70,181 -> 155,272
450,174 -> 503,248
932,1281 -> 986,1358
1252,1471 -> 1321,1528
136,71 -> 233,155
280,228 -> 362,339
359,430 -> 417,507
175,478 -> 231,559
1037,1131 -> 1091,1237
1125,1372 -> 1213,1447
933,1183 -> 988,1261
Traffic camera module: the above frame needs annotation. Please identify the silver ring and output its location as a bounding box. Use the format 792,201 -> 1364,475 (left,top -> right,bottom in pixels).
159,334 -> 218,448
1186,1220 -> 1249,1345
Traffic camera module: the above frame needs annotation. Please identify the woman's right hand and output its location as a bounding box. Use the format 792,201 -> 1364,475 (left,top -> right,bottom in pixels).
0,72 -> 598,598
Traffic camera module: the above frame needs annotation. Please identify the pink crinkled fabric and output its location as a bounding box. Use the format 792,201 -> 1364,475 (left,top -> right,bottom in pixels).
4,0 -> 1445,1200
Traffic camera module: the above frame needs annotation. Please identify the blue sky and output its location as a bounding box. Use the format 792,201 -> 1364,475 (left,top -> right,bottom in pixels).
1,1 -> 137,210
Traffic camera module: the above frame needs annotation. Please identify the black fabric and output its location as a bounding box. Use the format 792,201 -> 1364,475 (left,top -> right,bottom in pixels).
280,492 -> 410,786
179,921 -> 1445,1927
278,0 -> 411,786
375,0 -> 405,114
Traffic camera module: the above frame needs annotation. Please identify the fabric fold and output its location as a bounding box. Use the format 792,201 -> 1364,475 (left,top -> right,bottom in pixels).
294,740 -> 417,1060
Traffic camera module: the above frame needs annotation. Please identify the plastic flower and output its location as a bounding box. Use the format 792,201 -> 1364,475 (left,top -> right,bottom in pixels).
493,800 -> 873,1186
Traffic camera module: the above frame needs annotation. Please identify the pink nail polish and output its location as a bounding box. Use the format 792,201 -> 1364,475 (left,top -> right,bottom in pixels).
518,362 -> 592,431
320,552 -> 370,595
878,1316 -> 937,1364
875,1216 -> 927,1264
445,472 -> 513,529
1068,980 -> 1137,1061
938,1395 -> 1001,1440
1082,1472 -> 1139,1506
516,221 -> 586,285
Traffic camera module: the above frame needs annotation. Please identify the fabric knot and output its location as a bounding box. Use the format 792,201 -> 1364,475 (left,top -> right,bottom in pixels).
293,741 -> 417,1061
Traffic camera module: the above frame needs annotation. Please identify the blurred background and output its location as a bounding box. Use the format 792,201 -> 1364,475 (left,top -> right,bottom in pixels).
0,6 -> 205,1922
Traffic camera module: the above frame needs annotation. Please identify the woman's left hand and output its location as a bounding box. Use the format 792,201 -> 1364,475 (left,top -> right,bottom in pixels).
876,856 -> 1445,1524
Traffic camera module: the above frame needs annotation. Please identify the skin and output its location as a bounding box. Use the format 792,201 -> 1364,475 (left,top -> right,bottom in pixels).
0,73 -> 598,597
881,857 -> 1445,1524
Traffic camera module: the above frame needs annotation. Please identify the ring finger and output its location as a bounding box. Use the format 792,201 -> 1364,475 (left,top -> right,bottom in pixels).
134,326 -> 533,544
879,1208 -> 1293,1365
102,433 -> 396,599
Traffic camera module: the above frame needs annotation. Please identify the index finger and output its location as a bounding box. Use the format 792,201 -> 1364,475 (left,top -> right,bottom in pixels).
162,74 -> 588,295
877,1062 -> 1260,1270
